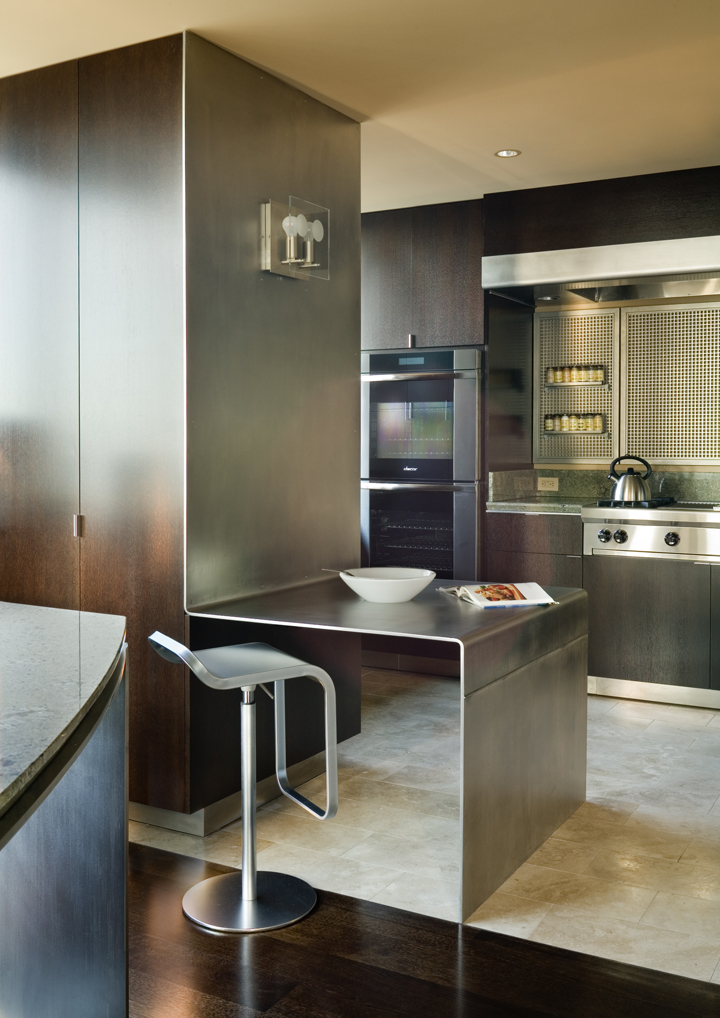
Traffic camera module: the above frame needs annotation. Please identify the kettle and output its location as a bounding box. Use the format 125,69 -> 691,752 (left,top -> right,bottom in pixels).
607,456 -> 653,502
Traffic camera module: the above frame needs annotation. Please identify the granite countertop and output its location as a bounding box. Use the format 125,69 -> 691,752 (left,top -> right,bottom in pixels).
0,602 -> 126,818
487,496 -> 591,515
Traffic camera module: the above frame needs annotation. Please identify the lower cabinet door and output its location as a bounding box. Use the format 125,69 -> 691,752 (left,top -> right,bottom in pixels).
711,565 -> 720,691
584,555 -> 710,688
486,549 -> 582,587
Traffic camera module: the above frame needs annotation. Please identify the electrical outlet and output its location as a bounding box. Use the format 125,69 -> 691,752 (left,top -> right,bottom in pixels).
537,477 -> 559,492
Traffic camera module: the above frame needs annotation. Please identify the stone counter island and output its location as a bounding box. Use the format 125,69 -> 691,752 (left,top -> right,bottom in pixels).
0,602 -> 127,1018
189,579 -> 588,921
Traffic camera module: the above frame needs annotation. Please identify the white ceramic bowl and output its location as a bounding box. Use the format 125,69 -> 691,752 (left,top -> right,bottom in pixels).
339,567 -> 435,603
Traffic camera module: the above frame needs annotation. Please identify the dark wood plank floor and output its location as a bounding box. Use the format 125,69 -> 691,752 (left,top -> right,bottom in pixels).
130,843 -> 720,1017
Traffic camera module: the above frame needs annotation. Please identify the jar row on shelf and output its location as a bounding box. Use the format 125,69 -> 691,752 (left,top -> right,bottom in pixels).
545,365 -> 605,384
544,413 -> 605,433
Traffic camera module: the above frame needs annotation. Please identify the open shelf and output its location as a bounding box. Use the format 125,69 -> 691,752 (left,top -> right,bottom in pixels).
544,381 -> 609,389
542,430 -> 608,438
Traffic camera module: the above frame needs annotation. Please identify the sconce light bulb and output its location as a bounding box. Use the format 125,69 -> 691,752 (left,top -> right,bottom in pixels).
282,215 -> 297,237
311,220 -> 324,242
294,213 -> 308,237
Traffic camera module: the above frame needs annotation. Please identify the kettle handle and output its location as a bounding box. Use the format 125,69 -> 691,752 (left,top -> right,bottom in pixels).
608,455 -> 652,481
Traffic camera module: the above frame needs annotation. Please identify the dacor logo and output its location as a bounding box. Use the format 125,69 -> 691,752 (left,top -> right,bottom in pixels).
403,466 -> 418,471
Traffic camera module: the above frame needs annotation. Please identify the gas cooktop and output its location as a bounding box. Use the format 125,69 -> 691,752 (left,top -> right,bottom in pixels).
596,497 -> 675,509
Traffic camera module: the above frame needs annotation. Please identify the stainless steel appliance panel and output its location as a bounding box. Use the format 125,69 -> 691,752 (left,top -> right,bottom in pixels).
184,34 -> 361,607
361,346 -> 480,483
584,521 -> 720,560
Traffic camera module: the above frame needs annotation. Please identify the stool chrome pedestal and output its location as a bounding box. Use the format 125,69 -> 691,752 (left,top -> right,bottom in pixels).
148,633 -> 338,932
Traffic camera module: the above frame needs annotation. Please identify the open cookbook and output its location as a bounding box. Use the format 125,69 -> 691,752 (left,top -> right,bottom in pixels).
438,582 -> 557,608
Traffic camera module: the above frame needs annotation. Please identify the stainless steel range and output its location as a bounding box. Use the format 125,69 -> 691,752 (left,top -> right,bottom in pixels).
583,502 -> 720,561
581,502 -> 720,698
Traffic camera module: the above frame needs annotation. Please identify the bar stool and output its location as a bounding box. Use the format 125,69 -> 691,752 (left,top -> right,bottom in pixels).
148,632 -> 338,933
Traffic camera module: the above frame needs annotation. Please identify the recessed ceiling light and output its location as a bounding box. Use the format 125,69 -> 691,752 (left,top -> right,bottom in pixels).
495,149 -> 521,158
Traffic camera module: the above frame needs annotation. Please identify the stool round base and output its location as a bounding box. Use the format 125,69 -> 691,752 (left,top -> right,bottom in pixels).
182,871 -> 317,933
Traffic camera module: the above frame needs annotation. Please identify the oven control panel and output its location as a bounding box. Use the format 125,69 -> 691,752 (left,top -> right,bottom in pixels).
583,520 -> 720,560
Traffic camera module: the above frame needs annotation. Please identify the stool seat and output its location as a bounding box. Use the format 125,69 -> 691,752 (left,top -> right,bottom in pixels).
148,634 -> 329,689
148,631 -> 338,933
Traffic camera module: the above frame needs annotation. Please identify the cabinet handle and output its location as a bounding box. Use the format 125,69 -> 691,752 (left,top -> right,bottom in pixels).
566,555 -> 581,559
73,514 -> 84,538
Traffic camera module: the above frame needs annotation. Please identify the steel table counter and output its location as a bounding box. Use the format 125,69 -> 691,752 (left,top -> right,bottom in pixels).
189,579 -> 588,921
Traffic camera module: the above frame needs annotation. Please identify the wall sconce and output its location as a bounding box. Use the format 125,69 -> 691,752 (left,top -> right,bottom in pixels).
261,197 -> 329,280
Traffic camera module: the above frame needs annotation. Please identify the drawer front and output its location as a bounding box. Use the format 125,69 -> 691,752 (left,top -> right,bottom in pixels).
487,512 -> 582,556
486,549 -> 582,587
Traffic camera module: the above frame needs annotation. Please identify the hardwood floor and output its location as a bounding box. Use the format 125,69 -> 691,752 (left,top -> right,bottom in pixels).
129,843 -> 720,1017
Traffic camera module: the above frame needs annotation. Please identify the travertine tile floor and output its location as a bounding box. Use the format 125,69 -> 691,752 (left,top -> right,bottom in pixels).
130,669 -> 720,982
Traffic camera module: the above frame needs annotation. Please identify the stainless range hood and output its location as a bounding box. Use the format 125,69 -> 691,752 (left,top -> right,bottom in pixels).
482,234 -> 720,307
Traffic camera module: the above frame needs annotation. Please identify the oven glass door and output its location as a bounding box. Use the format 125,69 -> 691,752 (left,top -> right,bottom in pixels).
369,378 -> 454,481
368,488 -> 454,578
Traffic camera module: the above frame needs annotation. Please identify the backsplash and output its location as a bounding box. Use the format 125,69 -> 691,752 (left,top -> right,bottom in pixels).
489,469 -> 720,503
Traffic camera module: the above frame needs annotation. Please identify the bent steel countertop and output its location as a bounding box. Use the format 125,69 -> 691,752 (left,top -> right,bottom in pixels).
0,602 -> 126,823
189,578 -> 587,696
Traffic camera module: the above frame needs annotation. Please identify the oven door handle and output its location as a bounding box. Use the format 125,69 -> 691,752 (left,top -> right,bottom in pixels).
590,549 -> 720,563
362,481 -> 476,492
361,371 -> 476,382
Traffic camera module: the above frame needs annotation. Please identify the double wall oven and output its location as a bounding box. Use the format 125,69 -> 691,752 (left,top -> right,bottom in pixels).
361,347 -> 481,580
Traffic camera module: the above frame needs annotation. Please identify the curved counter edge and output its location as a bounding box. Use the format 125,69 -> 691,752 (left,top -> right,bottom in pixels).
0,641 -> 127,851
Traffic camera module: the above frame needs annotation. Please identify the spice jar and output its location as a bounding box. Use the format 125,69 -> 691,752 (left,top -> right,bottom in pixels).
554,367 -> 564,383
553,414 -> 562,432
562,366 -> 571,383
579,365 -> 589,383
561,413 -> 570,432
569,413 -> 579,431
546,367 -> 555,384
544,414 -> 554,431
594,413 -> 603,432
570,365 -> 579,383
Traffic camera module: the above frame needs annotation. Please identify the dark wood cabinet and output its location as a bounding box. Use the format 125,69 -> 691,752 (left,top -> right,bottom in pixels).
485,512 -> 583,587
584,556 -> 711,688
0,35 -> 361,825
0,62 -> 81,611
361,199 -> 483,349
483,165 -> 720,256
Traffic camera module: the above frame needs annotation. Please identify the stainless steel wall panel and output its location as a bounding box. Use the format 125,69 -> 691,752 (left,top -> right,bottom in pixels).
461,635 -> 587,918
0,62 -> 80,610
184,33 -> 361,608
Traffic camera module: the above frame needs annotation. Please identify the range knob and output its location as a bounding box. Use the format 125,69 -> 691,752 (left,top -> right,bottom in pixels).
613,529 -> 628,544
597,529 -> 612,543
665,531 -> 680,547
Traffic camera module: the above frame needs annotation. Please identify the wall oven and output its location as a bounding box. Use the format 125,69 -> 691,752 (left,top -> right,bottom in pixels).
361,347 -> 481,580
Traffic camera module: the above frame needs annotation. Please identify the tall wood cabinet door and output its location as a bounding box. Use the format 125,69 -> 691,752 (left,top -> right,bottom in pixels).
78,38 -> 188,812
0,63 -> 80,609
361,208 -> 412,349
411,200 -> 483,347
584,556 -> 710,688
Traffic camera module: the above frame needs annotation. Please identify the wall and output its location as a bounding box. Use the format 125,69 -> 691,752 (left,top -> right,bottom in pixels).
185,33 -> 361,608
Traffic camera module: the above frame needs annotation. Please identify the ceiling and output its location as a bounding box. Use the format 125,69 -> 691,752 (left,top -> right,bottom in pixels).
2,0 -> 719,212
